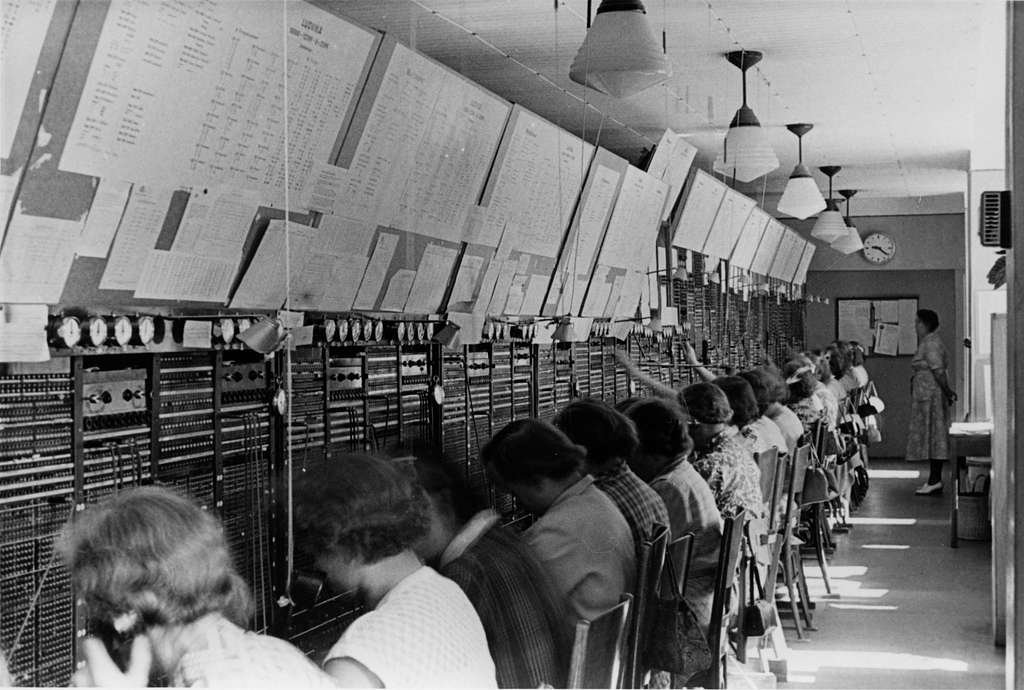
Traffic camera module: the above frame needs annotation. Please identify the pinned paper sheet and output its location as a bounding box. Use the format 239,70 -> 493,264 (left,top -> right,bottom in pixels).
874,300 -> 899,324
182,320 -> 212,349
0,211 -> 82,303
874,322 -> 900,356
277,310 -> 305,330
380,269 -> 417,312
0,304 -> 49,362
77,179 -> 132,258
404,243 -> 459,313
289,325 -> 315,348
134,250 -> 236,303
897,299 -> 919,354
1,0 -> 57,159
353,232 -> 400,310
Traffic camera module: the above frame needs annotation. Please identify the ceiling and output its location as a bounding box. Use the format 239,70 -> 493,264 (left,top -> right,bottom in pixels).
321,0 -> 1004,204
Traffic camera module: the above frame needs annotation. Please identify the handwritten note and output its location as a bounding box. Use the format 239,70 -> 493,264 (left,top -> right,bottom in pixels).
99,184 -> 175,291
875,322 -> 900,356
76,178 -> 132,258
0,211 -> 81,303
134,250 -> 236,303
380,269 -> 417,312
182,320 -> 212,349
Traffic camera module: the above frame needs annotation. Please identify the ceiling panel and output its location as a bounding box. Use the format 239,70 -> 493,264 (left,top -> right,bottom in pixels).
320,0 -> 992,199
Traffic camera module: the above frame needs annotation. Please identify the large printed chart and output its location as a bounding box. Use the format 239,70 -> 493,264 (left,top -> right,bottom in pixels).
60,1 -> 377,200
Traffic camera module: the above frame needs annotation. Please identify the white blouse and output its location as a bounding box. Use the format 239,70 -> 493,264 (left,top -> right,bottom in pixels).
325,566 -> 497,688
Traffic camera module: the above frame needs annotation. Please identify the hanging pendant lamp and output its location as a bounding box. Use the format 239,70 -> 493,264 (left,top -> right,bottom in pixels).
569,0 -> 671,98
713,50 -> 778,182
831,189 -> 864,254
811,165 -> 848,242
777,124 -> 826,219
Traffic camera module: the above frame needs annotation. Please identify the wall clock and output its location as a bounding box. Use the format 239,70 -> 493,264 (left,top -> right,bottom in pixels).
862,232 -> 896,264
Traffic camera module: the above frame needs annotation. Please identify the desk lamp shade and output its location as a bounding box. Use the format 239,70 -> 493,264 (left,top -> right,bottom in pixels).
569,0 -> 671,98
830,189 -> 864,254
712,50 -> 778,182
777,124 -> 826,219
811,166 -> 848,242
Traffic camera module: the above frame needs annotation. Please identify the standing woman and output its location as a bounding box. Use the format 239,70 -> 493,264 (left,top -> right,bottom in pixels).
908,309 -> 958,495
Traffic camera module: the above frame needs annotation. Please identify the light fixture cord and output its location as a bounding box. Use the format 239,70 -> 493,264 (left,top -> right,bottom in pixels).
281,0 -> 295,601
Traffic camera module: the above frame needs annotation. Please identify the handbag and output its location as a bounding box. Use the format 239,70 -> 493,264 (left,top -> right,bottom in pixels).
645,546 -> 712,679
741,554 -> 776,638
646,597 -> 713,679
857,381 -> 885,417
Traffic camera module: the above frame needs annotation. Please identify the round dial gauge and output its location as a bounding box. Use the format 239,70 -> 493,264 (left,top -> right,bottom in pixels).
324,319 -> 338,342
485,321 -> 495,340
53,316 -> 81,348
862,232 -> 896,264
415,322 -> 426,342
137,316 -> 156,345
395,321 -> 406,342
373,320 -> 384,342
219,318 -> 236,345
272,387 -> 288,416
113,316 -> 133,346
350,319 -> 363,342
88,316 -> 109,347
337,318 -> 350,342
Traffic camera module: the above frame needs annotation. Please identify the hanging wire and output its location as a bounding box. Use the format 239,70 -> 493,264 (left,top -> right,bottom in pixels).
281,0 -> 295,600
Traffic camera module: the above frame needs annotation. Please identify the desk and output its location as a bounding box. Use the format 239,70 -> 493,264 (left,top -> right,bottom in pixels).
948,422 -> 993,548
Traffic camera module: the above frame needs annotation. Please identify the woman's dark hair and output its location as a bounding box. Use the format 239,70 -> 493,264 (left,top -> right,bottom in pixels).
480,419 -> 584,485
713,376 -> 760,428
293,453 -> 429,564
917,309 -> 939,332
681,382 -> 733,424
412,452 -> 489,526
623,398 -> 693,460
825,343 -> 848,380
60,486 -> 252,629
782,360 -> 816,401
741,366 -> 789,410
848,341 -> 866,367
554,398 -> 639,469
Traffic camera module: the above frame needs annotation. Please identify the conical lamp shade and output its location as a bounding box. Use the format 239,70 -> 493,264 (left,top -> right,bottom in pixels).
569,3 -> 671,98
777,164 -> 826,219
811,199 -> 848,242
831,225 -> 864,254
713,107 -> 779,182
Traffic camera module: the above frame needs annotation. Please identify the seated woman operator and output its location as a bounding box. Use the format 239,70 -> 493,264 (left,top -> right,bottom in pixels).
61,485 -> 336,688
293,453 -> 497,688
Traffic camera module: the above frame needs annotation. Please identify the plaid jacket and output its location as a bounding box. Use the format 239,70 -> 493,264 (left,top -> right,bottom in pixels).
442,523 -> 572,689
593,461 -> 671,551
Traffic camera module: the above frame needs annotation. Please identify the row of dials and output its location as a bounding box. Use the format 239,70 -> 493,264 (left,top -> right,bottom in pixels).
320,318 -> 434,345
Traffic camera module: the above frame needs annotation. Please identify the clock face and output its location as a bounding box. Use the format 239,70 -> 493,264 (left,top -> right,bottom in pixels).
114,316 -> 133,346
138,316 -> 155,345
219,318 -> 236,344
88,317 -> 109,347
862,232 -> 896,264
57,316 -> 81,348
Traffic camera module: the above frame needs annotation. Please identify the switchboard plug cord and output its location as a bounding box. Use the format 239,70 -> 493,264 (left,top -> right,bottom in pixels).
8,524 -> 63,670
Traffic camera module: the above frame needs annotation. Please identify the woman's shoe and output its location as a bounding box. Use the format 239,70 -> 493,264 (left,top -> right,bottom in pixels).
915,481 -> 942,495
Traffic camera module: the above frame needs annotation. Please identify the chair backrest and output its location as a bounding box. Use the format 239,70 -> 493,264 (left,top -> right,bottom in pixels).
703,511 -> 748,690
624,523 -> 669,688
754,447 -> 780,523
659,532 -> 695,601
568,594 -> 633,689
765,449 -> 800,590
791,443 -> 812,495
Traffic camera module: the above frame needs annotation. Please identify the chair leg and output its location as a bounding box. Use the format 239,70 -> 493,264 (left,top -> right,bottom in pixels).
793,553 -> 816,631
781,544 -> 806,640
812,506 -> 834,594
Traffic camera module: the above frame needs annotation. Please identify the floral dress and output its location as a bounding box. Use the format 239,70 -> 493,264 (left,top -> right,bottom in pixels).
690,427 -> 764,519
905,330 -> 951,461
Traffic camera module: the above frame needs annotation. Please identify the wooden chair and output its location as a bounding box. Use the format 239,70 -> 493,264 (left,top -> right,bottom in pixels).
624,523 -> 669,689
659,532 -> 695,601
690,510 -> 747,690
755,447 -> 780,515
779,444 -> 815,636
568,594 -> 633,689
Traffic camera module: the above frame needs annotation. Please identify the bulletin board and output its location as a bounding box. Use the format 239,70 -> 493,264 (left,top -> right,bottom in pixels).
836,296 -> 919,356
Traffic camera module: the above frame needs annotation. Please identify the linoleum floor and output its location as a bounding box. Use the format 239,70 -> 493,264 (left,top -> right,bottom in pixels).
777,460 -> 1005,689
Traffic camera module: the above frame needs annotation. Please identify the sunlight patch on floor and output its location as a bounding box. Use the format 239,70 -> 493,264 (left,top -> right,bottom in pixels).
787,650 -> 969,673
828,603 -> 899,611
861,544 -> 911,550
847,516 -> 918,526
867,469 -> 922,479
